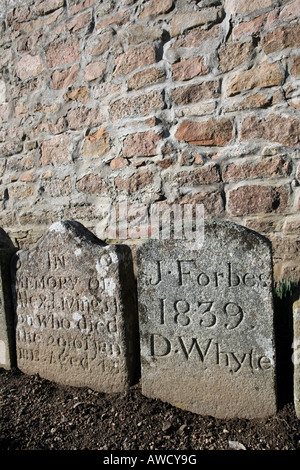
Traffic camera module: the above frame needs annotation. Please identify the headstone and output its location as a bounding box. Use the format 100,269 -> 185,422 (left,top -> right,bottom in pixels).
137,220 -> 277,419
0,227 -> 17,370
293,297 -> 300,418
11,220 -> 139,393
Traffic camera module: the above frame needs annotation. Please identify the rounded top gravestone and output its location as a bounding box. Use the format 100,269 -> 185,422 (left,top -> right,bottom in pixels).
11,220 -> 139,393
137,220 -> 277,419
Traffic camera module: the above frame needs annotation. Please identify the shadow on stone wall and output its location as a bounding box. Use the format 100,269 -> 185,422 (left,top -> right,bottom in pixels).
0,228 -> 17,370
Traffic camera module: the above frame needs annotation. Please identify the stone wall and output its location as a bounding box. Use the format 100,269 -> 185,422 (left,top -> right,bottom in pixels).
0,0 -> 299,282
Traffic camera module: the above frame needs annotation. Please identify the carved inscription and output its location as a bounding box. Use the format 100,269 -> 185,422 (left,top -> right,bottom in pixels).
15,251 -> 121,376
12,221 -> 138,393
137,221 -> 277,418
149,334 -> 271,373
158,298 -> 244,329
149,260 -> 269,288
142,259 -> 271,374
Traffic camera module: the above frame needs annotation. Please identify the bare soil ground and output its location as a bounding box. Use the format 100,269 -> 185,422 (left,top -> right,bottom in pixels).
0,366 -> 299,453
0,296 -> 299,454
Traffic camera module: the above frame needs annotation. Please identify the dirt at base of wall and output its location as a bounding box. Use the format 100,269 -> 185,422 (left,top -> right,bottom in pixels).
0,367 -> 299,451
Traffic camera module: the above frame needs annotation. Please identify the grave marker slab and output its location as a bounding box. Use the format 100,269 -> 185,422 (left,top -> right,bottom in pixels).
137,220 -> 277,418
11,220 -> 139,393
0,228 -> 17,370
293,297 -> 300,418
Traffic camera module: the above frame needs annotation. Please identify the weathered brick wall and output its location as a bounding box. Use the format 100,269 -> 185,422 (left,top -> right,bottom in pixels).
0,0 -> 299,282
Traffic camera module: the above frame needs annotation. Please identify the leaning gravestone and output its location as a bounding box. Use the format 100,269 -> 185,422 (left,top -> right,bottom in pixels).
293,297 -> 300,418
0,228 -> 17,370
11,220 -> 139,393
137,220 -> 277,419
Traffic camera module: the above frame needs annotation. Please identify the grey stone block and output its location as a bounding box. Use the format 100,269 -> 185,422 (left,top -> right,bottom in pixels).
11,220 -> 139,393
137,220 -> 277,418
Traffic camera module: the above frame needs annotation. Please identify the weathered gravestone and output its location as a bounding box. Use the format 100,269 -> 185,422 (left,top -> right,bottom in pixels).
0,228 -> 17,370
11,220 -> 139,393
137,220 -> 277,419
293,297 -> 300,418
